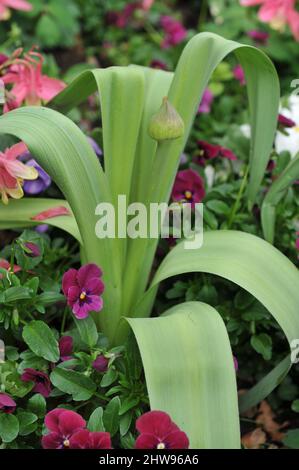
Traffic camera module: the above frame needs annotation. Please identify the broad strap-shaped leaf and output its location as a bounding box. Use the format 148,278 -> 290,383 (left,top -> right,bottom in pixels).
135,230 -> 299,410
261,154 -> 299,243
0,198 -> 81,243
0,107 -> 122,343
128,301 -> 240,449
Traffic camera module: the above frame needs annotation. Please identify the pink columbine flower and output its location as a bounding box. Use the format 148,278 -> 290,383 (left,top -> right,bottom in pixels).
0,142 -> 38,204
198,88 -> 214,114
21,368 -> 51,397
42,408 -> 86,449
62,264 -> 105,320
31,206 -> 70,221
92,354 -> 109,373
0,0 -> 32,20
240,0 -> 299,41
2,47 -> 65,111
59,336 -> 73,362
69,429 -> 112,449
172,169 -> 205,207
0,258 -> 21,274
233,64 -> 246,85
196,141 -> 237,166
0,393 -> 16,414
135,411 -> 189,449
142,0 -> 155,10
160,15 -> 187,48
247,30 -> 269,44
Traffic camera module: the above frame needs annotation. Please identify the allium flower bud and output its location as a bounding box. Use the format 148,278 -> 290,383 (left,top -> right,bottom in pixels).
148,97 -> 184,142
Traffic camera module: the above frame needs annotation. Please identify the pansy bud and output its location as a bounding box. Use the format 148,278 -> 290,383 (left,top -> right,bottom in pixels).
148,97 -> 184,142
24,242 -> 41,258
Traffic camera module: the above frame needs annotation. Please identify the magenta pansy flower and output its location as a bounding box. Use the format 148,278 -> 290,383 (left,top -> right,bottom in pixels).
62,263 -> 104,319
21,368 -> 51,397
198,88 -> 214,114
42,408 -> 86,449
0,393 -> 16,414
296,232 -> 299,251
160,15 -> 187,48
59,336 -> 73,362
196,140 -> 237,166
135,410 -> 189,449
69,429 -> 112,449
92,354 -> 109,373
278,113 -> 296,128
172,169 -> 205,207
233,64 -> 246,85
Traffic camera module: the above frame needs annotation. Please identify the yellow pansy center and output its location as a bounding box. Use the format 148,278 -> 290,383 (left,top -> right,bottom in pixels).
63,439 -> 70,448
184,190 -> 192,200
157,442 -> 166,449
80,291 -> 87,301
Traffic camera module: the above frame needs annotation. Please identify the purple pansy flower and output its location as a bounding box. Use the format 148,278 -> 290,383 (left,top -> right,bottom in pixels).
59,336 -> 73,362
69,429 -> 112,449
21,368 -> 51,397
87,137 -> 103,157
23,159 -> 51,195
62,263 -> 104,319
92,354 -> 109,373
0,393 -> 16,414
278,113 -> 296,128
42,408 -> 86,449
198,89 -> 214,114
195,141 -> 237,166
172,169 -> 205,208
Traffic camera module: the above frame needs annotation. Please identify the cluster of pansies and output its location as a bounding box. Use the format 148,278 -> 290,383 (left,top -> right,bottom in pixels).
41,409 -> 189,450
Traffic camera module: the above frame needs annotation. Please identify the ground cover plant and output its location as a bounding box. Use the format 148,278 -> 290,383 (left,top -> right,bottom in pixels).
0,0 -> 298,450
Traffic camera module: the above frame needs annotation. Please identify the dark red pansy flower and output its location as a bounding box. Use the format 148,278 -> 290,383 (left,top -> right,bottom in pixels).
247,30 -> 269,45
42,408 -> 86,449
135,410 -> 189,449
296,232 -> 299,251
150,60 -> 168,70
278,113 -> 296,128
172,169 -> 205,207
59,336 -> 73,362
62,263 -> 104,320
0,393 -> 16,414
160,15 -> 187,48
92,354 -> 109,373
21,368 -> 51,397
69,429 -> 112,449
196,140 -> 237,166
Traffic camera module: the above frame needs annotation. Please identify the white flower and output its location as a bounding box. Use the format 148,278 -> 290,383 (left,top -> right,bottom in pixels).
275,95 -> 299,158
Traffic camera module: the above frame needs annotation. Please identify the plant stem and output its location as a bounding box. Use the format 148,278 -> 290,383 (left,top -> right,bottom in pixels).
227,165 -> 249,229
61,307 -> 69,334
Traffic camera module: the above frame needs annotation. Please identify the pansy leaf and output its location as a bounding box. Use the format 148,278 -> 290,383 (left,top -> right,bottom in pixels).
50,367 -> 96,401
0,414 -> 19,443
22,321 -> 60,363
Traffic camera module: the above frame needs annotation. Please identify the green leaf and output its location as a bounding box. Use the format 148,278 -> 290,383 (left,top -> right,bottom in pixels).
50,367 -> 96,401
22,321 -> 60,363
206,200 -> 230,215
36,15 -> 61,48
261,154 -> 299,243
87,407 -> 105,432
3,287 -> 31,303
17,412 -> 38,436
292,400 -> 299,413
283,429 -> 299,449
100,368 -> 117,388
137,230 -> 299,413
35,291 -> 65,306
128,302 -> 240,449
0,198 -> 81,243
0,414 -> 19,443
27,394 -> 47,418
74,316 -> 98,348
102,396 -> 121,437
251,334 -> 272,360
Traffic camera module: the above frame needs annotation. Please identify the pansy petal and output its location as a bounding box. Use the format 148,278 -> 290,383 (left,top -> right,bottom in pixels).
136,411 -> 175,436
69,429 -> 90,449
89,432 -> 112,449
165,430 -> 189,449
86,294 -> 103,313
72,300 -> 91,319
87,278 -> 105,296
58,410 -> 86,437
77,263 -> 102,288
67,286 -> 81,305
62,269 -> 78,296
41,432 -> 62,449
135,433 -> 160,449
45,408 -> 67,433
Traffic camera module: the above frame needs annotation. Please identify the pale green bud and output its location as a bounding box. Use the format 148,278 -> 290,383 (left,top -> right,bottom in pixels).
148,97 -> 184,142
